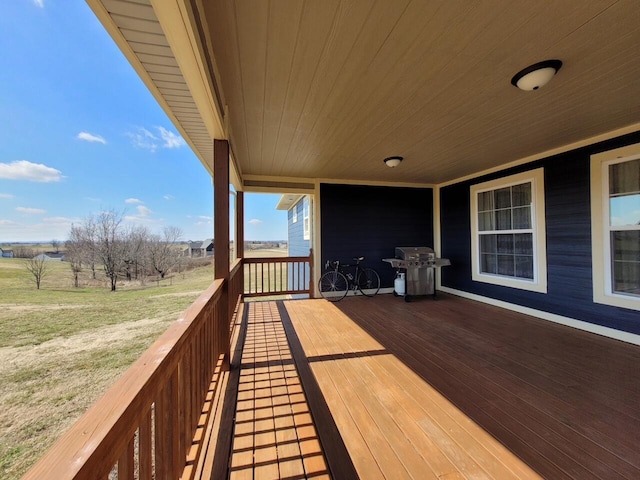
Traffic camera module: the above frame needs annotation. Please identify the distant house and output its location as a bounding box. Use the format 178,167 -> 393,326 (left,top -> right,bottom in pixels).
185,239 -> 214,257
277,194 -> 312,294
0,248 -> 14,258
34,252 -> 66,262
276,194 -> 311,257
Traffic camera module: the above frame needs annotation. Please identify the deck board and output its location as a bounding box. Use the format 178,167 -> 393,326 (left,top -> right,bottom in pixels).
228,301 -> 331,479
214,294 -> 640,479
278,293 -> 640,480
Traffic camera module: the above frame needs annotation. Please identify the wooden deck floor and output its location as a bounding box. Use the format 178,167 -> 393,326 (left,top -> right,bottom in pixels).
218,294 -> 640,479
228,301 -> 331,479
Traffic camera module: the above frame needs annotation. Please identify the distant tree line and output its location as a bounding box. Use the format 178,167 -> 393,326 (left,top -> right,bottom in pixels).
65,210 -> 185,291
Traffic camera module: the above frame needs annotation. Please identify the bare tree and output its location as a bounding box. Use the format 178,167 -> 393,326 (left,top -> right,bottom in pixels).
66,225 -> 84,288
13,246 -> 35,258
51,239 -> 60,253
24,255 -> 49,290
75,210 -> 127,291
123,225 -> 150,282
146,226 -> 183,279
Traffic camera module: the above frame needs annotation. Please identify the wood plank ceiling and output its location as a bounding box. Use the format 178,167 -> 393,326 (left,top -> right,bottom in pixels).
93,0 -> 640,185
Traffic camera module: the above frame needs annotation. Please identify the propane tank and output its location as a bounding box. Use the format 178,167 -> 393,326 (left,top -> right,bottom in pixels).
394,272 -> 406,296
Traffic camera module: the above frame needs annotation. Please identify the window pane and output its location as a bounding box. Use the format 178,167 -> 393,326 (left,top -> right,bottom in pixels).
478,211 -> 494,231
610,193 -> 640,227
611,231 -> 640,296
512,183 -> 532,206
478,191 -> 494,211
515,255 -> 534,279
612,231 -> 640,261
481,253 -> 497,274
512,206 -> 532,229
496,234 -> 514,254
514,233 -> 533,254
495,209 -> 512,230
495,187 -> 512,209
609,158 -> 640,195
497,255 -> 515,276
480,234 -> 496,254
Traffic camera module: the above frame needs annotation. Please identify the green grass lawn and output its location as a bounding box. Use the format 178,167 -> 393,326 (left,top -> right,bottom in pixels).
0,258 -> 215,479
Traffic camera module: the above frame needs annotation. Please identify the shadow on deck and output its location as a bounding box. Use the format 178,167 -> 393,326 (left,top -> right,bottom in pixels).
208,294 -> 640,479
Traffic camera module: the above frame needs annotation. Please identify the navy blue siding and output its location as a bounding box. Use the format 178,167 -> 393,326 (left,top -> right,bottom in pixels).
320,184 -> 433,288
440,131 -> 640,335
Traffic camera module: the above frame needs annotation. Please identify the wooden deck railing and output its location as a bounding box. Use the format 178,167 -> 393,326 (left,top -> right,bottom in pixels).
244,250 -> 314,298
22,273 -> 241,480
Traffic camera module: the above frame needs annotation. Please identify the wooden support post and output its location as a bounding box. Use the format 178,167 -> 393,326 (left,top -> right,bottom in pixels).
214,139 -> 230,369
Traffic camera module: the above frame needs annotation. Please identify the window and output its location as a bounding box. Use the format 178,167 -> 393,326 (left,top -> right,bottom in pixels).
303,197 -> 311,240
292,204 -> 298,223
470,168 -> 547,292
591,144 -> 640,310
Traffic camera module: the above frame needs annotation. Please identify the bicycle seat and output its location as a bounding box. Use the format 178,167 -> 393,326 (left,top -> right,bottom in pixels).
353,256 -> 365,262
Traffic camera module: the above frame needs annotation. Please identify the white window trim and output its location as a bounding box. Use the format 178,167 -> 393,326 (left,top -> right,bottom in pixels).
292,204 -> 298,223
591,143 -> 640,311
303,197 -> 310,240
470,168 -> 547,293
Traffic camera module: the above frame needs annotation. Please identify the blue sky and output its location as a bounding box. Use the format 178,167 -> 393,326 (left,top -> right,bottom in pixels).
0,1 -> 286,243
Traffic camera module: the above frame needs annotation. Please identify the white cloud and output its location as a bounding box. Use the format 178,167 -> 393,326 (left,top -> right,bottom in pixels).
127,127 -> 158,152
33,0 -> 44,7
127,126 -> 186,151
43,216 -> 75,224
0,219 -> 14,225
16,207 -> 46,215
163,194 -> 174,200
0,160 -> 63,182
0,193 -> 13,199
248,218 -> 263,225
77,132 -> 107,144
125,198 -> 143,204
157,127 -> 186,149
198,215 -> 213,221
136,205 -> 152,217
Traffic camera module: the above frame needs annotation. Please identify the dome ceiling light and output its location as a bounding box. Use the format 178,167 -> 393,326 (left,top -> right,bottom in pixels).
384,156 -> 403,168
511,60 -> 562,91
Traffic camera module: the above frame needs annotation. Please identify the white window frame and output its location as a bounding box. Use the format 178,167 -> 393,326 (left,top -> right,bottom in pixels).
470,168 -> 547,293
292,203 -> 298,223
591,143 -> 640,311
303,197 -> 310,240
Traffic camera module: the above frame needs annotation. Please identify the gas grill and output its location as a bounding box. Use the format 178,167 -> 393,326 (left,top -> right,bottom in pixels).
383,247 -> 451,301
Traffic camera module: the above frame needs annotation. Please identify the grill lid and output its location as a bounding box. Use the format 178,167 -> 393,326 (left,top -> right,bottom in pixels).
395,246 -> 435,261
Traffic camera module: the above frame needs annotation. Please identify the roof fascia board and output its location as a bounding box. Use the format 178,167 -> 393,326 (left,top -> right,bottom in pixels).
151,0 -> 225,140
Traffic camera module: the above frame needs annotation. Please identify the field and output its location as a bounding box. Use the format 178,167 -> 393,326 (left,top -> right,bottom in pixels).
0,257 -> 215,479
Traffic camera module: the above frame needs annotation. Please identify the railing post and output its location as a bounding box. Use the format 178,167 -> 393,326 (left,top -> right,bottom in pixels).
309,248 -> 314,298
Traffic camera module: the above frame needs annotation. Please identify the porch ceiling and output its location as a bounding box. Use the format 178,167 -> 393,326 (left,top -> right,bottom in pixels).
90,0 -> 640,185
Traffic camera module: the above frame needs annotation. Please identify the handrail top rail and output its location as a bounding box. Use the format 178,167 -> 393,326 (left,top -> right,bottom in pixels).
244,255 -> 310,263
22,278 -> 225,480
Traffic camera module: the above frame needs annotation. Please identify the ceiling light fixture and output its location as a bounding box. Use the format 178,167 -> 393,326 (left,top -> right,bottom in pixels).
384,156 -> 403,168
511,59 -> 562,91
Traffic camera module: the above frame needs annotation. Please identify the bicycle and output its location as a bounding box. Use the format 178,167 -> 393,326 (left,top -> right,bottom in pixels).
318,256 -> 381,302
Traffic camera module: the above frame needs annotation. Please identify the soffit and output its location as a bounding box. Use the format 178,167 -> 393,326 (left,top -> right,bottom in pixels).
88,0 -> 216,173
200,0 -> 640,184
90,1 -> 640,186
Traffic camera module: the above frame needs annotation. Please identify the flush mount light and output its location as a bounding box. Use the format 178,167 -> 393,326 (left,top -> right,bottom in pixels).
384,156 -> 403,168
511,59 -> 562,91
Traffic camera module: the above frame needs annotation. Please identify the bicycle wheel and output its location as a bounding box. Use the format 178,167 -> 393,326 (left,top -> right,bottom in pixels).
357,267 -> 380,297
318,271 -> 349,302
